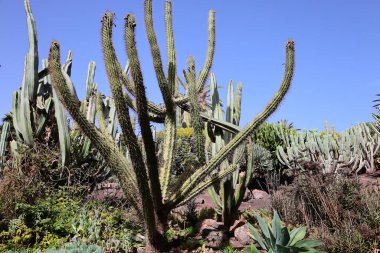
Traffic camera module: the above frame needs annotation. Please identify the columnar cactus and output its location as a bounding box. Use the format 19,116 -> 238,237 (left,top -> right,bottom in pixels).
47,0 -> 295,251
0,121 -> 10,175
276,123 -> 379,174
206,75 -> 274,228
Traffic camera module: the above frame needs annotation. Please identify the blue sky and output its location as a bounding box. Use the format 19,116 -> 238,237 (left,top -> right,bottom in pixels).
1,0 -> 380,132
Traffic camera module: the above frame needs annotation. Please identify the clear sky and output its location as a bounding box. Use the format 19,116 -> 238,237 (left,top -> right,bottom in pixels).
1,0 -> 380,132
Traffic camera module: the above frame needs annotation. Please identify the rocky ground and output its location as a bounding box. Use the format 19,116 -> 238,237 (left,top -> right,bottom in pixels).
92,172 -> 380,252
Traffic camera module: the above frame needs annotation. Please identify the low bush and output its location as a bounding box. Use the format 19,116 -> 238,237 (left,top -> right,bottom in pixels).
271,173 -> 380,252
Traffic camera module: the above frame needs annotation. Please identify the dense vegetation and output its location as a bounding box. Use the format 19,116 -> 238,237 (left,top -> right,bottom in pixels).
0,0 -> 379,252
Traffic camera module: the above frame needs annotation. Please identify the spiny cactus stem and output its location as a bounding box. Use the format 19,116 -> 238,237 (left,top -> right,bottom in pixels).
102,13 -> 159,238
187,56 -> 205,165
168,41 -> 295,205
48,41 -> 141,212
96,93 -> 107,133
125,13 -> 163,211
121,72 -> 167,117
144,0 -> 175,113
165,0 -> 176,95
196,10 -> 215,93
24,0 -> 39,101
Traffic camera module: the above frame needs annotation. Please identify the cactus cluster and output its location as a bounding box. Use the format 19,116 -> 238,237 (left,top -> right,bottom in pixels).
5,0 -> 295,251
276,123 -> 379,174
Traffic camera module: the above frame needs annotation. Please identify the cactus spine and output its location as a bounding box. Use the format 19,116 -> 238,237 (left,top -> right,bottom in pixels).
48,0 -> 295,251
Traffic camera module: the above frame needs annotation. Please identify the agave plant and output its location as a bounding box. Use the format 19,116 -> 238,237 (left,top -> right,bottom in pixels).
246,210 -> 325,253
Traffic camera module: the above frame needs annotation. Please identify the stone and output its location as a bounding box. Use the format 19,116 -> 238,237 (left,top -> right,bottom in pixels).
197,219 -> 225,236
204,230 -> 228,249
229,237 -> 245,249
252,189 -> 269,200
234,224 -> 254,246
229,219 -> 245,233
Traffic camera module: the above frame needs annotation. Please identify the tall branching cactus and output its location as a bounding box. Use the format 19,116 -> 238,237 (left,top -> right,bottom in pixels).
47,0 -> 295,251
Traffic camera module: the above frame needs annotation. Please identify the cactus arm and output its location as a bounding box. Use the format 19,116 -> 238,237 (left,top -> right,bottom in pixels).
187,56 -> 206,165
121,62 -> 167,117
0,121 -> 10,173
144,0 -> 174,112
102,13 -> 159,241
207,187 -> 222,215
165,0 -> 176,95
41,58 -> 71,166
172,144 -> 245,208
85,62 -> 96,99
61,53 -> 79,101
167,41 -> 295,206
19,56 -> 35,145
124,14 -> 163,209
35,97 -> 52,136
196,10 -> 215,93
233,82 -> 242,125
96,93 -> 107,133
48,41 -> 141,211
52,80 -> 71,166
10,140 -> 21,167
142,0 -> 178,199
24,0 -> 39,101
11,92 -> 22,142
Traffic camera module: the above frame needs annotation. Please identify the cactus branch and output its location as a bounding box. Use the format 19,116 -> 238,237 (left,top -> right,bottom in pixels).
197,10 -> 215,93
125,13 -> 163,210
48,41 -> 141,211
144,0 -> 174,113
168,40 -> 295,206
24,0 -> 39,101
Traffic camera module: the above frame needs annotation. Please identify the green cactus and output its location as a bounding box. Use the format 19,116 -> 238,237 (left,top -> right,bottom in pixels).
0,121 -> 10,174
276,123 -> 379,174
206,75 -> 274,228
47,0 -> 295,251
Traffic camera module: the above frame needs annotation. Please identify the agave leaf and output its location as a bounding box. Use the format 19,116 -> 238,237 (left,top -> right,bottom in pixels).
293,239 -> 323,248
276,244 -> 291,253
247,223 -> 267,250
244,244 -> 261,253
255,213 -> 271,240
272,210 -> 282,244
279,227 -> 290,246
288,226 -> 307,246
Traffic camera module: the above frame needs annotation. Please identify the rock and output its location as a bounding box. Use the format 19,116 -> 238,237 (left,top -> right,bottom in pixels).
229,219 -> 245,233
204,230 -> 228,249
234,224 -> 254,246
243,189 -> 253,201
252,189 -> 269,200
229,237 -> 245,249
197,219 -> 225,236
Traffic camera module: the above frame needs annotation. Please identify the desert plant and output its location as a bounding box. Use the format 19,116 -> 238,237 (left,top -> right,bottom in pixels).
246,210 -> 325,253
47,0 -> 295,251
0,121 -> 10,175
206,75 -> 272,229
276,123 -> 380,174
271,174 -> 380,253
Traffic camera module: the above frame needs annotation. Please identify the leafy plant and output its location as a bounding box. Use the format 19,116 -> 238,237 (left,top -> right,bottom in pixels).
246,210 -> 325,253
